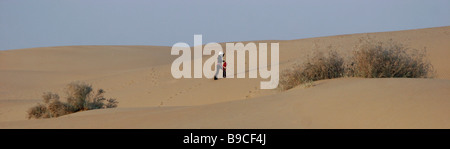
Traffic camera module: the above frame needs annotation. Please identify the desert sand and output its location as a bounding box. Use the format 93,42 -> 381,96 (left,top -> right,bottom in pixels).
0,26 -> 449,128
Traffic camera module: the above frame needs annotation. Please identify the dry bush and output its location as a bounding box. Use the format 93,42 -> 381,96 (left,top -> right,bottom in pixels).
279,39 -> 434,91
105,98 -> 119,108
27,82 -> 118,119
302,50 -> 345,80
27,104 -> 48,119
28,92 -> 69,119
66,82 -> 93,112
349,38 -> 434,78
279,50 -> 345,90
279,65 -> 304,90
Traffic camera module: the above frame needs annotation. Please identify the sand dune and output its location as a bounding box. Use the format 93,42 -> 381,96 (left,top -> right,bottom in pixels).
1,26 -> 449,128
1,78 -> 449,129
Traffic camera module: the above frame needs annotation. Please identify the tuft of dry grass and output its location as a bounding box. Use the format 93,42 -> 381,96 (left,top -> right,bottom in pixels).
279,39 -> 434,91
27,82 -> 118,119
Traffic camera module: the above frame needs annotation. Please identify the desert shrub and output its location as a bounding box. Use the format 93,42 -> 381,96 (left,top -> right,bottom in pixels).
349,39 -> 434,78
47,100 -> 69,118
279,50 -> 345,90
105,98 -> 119,108
66,82 -> 93,112
279,65 -> 304,90
301,50 -> 345,80
27,104 -> 48,119
279,39 -> 434,90
27,82 -> 118,119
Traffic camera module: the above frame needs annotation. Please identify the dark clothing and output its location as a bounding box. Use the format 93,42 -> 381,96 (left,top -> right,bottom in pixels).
223,62 -> 227,78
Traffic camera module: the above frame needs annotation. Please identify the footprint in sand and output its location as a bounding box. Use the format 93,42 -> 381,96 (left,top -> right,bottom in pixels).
162,82 -> 203,104
246,86 -> 260,99
147,68 -> 160,86
146,68 -> 162,95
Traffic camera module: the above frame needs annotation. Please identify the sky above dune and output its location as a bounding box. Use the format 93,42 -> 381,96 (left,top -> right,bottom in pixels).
0,0 -> 449,50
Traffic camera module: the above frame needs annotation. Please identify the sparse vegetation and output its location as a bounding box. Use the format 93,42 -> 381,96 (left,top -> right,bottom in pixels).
279,39 -> 434,90
27,82 -> 118,119
279,50 -> 345,90
349,39 -> 434,78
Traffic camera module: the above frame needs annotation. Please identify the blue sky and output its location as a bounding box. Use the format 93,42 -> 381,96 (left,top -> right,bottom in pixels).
1,0 -> 449,50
